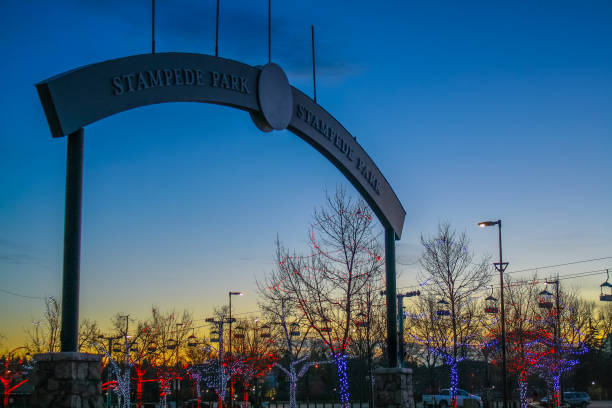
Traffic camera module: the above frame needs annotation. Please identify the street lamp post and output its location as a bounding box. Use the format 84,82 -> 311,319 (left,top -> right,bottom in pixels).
396,291 -> 421,368
545,278 -> 562,407
479,219 -> 509,408
175,322 -> 184,406
380,289 -> 421,368
228,291 -> 243,406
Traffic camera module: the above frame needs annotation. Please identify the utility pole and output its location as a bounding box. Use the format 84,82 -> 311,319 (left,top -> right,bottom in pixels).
228,291 -> 242,405
381,290 -> 420,368
478,220 -> 508,408
397,291 -> 420,367
547,278 -> 562,407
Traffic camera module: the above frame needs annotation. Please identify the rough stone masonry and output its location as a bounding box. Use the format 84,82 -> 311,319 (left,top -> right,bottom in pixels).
30,352 -> 104,408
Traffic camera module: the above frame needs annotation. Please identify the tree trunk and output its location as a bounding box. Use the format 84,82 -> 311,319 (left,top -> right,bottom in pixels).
334,353 -> 350,408
449,358 -> 458,408
518,372 -> 528,408
289,378 -> 298,408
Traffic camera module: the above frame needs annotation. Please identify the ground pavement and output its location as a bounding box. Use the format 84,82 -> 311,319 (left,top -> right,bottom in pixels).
589,402 -> 612,408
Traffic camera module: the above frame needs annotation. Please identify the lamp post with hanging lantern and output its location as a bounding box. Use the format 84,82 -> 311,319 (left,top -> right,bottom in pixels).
229,291 -> 243,405
478,219 -> 508,408
436,299 -> 451,317
380,289 -> 421,367
484,295 -> 499,314
397,290 -> 420,367
541,278 -> 563,407
600,269 -> 612,302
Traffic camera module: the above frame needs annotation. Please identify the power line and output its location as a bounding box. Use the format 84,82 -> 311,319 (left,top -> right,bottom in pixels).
0,288 -> 47,300
506,256 -> 612,275
397,257 -> 421,266
396,256 -> 612,291
397,268 -> 611,292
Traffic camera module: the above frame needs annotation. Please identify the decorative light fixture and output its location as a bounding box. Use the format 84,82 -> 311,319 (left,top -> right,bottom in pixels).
485,295 -> 499,314
538,289 -> 554,309
187,334 -> 198,347
436,299 -> 450,316
289,323 -> 301,336
600,269 -> 612,302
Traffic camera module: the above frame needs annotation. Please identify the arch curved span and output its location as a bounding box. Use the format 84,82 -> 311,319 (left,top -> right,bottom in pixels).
37,52 -> 406,366
36,52 -> 405,237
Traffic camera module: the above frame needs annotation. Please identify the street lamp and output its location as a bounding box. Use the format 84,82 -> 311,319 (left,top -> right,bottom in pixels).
397,291 -> 420,367
478,219 -> 508,408
380,289 -> 420,367
544,278 -> 563,407
229,291 -> 243,405
174,322 -> 184,406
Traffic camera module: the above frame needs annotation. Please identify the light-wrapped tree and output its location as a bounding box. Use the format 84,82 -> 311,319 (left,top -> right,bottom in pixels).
418,223 -> 490,408
269,188 -> 384,408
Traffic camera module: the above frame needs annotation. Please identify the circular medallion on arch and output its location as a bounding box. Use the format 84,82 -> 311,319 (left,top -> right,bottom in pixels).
256,63 -> 293,131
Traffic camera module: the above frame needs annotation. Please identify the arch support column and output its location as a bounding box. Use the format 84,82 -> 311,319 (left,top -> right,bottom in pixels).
385,226 -> 398,368
60,128 -> 84,352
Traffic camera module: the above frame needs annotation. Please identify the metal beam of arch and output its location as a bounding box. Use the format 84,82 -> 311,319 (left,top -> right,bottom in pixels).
36,52 -> 405,238
36,52 -> 405,366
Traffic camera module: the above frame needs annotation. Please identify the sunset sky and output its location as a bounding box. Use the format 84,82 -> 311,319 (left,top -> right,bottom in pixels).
1,0 -> 611,349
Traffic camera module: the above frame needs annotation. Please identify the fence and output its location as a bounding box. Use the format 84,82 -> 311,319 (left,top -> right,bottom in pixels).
266,402 -> 371,408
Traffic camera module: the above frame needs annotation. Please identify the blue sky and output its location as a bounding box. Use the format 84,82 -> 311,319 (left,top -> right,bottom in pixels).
1,1 -> 611,347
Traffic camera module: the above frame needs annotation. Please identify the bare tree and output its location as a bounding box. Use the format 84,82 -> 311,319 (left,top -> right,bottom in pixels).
230,318 -> 278,402
77,318 -> 100,353
347,279 -> 386,405
530,282 -> 589,407
592,302 -> 612,351
405,294 -> 446,392
271,188 -> 384,408
25,296 -> 60,354
482,276 -> 541,408
418,223 -> 490,406
257,275 -> 329,408
145,307 -> 194,368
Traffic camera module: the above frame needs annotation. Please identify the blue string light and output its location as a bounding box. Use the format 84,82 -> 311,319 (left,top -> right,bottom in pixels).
333,353 -> 350,407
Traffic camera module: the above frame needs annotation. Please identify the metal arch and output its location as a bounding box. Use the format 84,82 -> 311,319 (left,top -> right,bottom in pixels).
36,53 -> 260,138
36,53 -> 405,365
36,52 -> 405,238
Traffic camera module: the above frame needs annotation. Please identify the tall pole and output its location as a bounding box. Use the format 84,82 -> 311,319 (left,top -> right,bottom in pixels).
60,128 -> 84,352
107,337 -> 113,408
268,0 -> 272,64
175,322 -> 183,406
496,221 -> 508,408
311,25 -> 317,104
553,278 -> 562,406
385,226 -> 398,367
229,292 -> 233,405
396,291 -> 419,369
397,295 -> 405,367
215,0 -> 220,57
151,0 -> 155,53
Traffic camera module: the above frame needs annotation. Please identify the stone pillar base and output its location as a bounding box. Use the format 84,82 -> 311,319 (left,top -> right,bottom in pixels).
374,367 -> 415,408
30,352 -> 104,408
